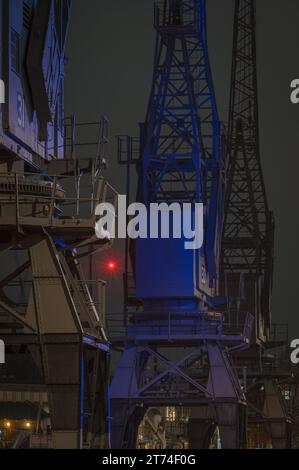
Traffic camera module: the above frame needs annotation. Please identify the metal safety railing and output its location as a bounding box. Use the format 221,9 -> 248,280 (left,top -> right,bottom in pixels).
0,172 -> 118,224
62,115 -> 109,162
106,310 -> 253,343
117,135 -> 140,165
154,0 -> 199,32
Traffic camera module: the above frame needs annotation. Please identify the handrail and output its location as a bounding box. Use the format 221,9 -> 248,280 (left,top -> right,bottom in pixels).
0,172 -> 118,223
106,310 -> 254,343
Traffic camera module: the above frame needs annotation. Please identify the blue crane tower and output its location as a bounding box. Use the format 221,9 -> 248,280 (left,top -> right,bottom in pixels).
111,0 -> 253,449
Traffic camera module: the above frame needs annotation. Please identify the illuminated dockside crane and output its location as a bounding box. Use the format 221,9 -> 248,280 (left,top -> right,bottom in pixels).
0,1 -> 116,448
111,0 -> 253,449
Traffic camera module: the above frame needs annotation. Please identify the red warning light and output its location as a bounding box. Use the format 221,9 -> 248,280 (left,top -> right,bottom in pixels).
106,260 -> 117,272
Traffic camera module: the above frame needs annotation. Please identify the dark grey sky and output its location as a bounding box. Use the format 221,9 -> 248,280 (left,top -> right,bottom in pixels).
66,1 -> 299,336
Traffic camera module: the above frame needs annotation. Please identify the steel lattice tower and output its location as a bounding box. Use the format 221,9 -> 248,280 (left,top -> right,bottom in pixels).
221,0 -> 274,339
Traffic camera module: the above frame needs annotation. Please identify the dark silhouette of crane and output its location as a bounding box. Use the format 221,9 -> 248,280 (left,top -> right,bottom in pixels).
221,0 -> 291,449
221,0 -> 274,344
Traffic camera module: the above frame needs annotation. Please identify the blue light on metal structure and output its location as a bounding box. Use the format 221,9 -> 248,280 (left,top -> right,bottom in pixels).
140,0 -> 224,288
111,0 -> 251,450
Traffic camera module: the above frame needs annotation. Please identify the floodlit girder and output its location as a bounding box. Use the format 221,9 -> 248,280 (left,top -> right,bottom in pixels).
139,0 -> 225,284
142,0 -> 221,200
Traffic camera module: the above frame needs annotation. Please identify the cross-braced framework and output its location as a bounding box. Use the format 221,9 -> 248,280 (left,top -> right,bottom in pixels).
143,0 -> 219,204
111,311 -> 252,449
140,0 -> 224,282
221,0 -> 274,333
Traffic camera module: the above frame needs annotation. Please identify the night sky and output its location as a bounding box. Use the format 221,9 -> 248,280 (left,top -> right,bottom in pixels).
65,1 -> 299,337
